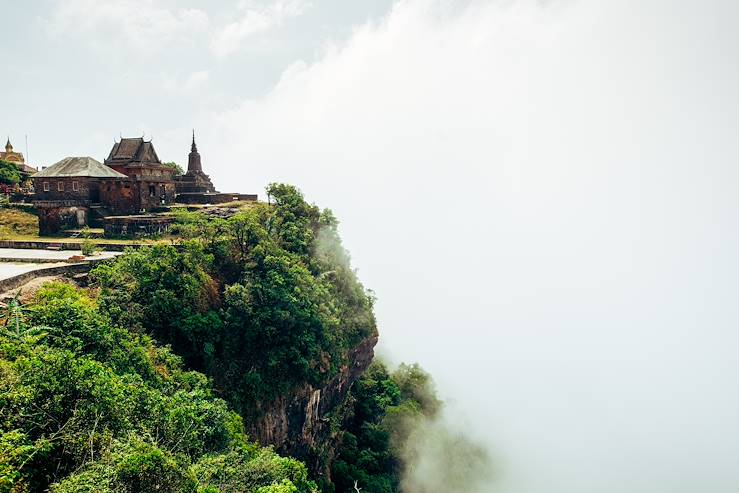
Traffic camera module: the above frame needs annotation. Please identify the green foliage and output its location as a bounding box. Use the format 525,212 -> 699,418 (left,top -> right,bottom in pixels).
0,184 -> 459,493
0,161 -> 21,186
0,282 -> 317,493
92,184 -> 376,410
162,161 -> 184,176
80,241 -> 97,256
192,448 -> 314,493
331,362 -> 441,493
79,228 -> 99,256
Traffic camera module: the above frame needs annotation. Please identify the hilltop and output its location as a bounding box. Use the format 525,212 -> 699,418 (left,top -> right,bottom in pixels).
0,184 -> 456,493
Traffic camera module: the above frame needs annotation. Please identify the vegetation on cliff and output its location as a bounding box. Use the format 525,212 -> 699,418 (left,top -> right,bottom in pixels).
330,362 -> 441,493
91,184 -> 377,412
0,283 -> 316,492
0,183 -> 487,492
334,363 -> 493,493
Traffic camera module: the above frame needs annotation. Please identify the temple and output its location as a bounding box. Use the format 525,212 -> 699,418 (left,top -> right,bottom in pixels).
1,138 -> 37,174
175,131 -> 216,194
30,132 -> 257,236
173,132 -> 255,205
102,137 -> 177,213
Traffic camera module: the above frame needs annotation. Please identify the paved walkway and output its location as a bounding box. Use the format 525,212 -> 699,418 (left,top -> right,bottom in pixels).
0,262 -> 69,281
0,248 -> 120,262
0,248 -> 122,281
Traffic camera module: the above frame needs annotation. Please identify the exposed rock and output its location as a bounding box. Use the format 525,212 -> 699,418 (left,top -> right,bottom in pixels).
246,335 -> 379,481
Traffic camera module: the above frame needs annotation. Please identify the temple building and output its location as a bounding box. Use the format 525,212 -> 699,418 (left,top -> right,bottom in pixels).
173,132 -> 256,204
175,132 -> 216,194
32,156 -> 128,234
1,138 -> 37,174
103,137 -> 177,212
30,132 -> 257,236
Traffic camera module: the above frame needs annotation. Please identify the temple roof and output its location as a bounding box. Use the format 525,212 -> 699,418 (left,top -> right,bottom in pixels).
105,138 -> 162,166
35,157 -> 128,178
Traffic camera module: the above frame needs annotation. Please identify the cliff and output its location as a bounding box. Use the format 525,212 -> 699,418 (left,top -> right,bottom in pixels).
248,335 -> 379,479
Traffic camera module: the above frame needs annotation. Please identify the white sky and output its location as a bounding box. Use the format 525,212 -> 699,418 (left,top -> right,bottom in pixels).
3,1 -> 739,492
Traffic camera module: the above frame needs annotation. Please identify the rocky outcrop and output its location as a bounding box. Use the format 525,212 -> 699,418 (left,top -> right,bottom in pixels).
246,335 -> 378,479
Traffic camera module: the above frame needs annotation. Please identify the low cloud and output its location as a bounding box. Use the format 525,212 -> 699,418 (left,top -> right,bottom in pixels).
44,0 -> 209,54
161,70 -> 211,95
210,0 -> 313,58
208,0 -> 739,492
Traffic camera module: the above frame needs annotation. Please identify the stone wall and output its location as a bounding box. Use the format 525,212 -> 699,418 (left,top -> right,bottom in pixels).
103,215 -> 174,238
36,204 -> 88,235
100,178 -> 175,215
32,177 -> 98,202
137,180 -> 177,211
99,178 -> 177,214
99,179 -> 137,214
0,262 -> 92,293
175,192 -> 258,204
0,240 -> 143,251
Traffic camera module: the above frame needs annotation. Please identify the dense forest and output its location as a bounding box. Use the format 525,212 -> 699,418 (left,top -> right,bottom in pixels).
0,184 -> 473,492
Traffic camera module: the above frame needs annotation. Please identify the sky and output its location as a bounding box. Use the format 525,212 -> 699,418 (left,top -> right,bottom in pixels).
3,1 -> 739,492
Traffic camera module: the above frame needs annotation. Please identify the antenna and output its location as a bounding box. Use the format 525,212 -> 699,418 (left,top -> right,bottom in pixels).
25,134 -> 29,165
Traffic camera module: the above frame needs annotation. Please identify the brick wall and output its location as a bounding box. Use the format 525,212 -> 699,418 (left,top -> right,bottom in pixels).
32,176 -> 98,202
99,178 -> 177,214
99,179 -> 138,214
36,205 -> 89,235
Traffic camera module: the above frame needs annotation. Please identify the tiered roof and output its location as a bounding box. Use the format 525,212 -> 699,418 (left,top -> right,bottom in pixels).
105,138 -> 162,167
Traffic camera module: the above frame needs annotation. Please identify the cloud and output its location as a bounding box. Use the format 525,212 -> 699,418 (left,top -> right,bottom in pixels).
207,0 -> 739,492
45,0 -> 209,53
210,0 -> 312,57
161,70 -> 211,94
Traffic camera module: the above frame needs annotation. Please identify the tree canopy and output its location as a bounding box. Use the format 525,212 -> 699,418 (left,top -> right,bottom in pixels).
92,184 -> 377,410
0,161 -> 21,186
0,282 -> 318,493
162,161 -> 184,176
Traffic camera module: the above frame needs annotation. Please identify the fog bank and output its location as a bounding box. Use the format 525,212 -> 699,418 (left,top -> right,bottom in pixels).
210,0 -> 739,491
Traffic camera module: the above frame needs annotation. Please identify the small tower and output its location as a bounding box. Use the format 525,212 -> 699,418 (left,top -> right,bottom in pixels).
174,130 -> 216,195
1,137 -> 27,166
188,130 -> 203,173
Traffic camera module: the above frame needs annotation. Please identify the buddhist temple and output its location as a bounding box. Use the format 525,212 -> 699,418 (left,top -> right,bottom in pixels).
1,138 -> 37,174
174,131 -> 217,194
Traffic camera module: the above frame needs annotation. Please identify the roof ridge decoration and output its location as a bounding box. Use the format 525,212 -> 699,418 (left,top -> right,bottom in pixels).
105,137 -> 162,166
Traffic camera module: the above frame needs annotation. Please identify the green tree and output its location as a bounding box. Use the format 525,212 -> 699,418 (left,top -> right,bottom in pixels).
0,282 -> 317,493
0,161 -> 21,186
162,161 -> 184,176
331,362 -> 442,493
92,185 -> 377,410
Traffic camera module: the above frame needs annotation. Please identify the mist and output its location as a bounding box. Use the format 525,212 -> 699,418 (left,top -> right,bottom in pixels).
205,0 -> 739,491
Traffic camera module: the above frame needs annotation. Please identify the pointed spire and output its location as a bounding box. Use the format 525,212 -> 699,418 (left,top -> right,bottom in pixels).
5,137 -> 11,153
187,129 -> 202,172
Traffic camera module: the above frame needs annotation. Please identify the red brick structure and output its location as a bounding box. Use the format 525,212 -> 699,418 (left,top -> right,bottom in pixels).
30,134 -> 257,236
32,156 -> 128,235
104,137 -> 176,213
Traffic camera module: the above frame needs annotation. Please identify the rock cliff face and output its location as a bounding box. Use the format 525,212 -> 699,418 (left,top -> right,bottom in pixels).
247,335 -> 378,478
